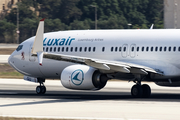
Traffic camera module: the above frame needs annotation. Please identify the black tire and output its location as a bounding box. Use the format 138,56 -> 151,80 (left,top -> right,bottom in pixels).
36,86 -> 42,94
142,84 -> 151,98
36,86 -> 46,94
131,84 -> 143,98
41,86 -> 46,94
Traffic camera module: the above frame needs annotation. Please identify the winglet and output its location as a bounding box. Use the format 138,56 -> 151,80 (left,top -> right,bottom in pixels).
40,18 -> 45,21
150,24 -> 154,29
37,51 -> 43,66
31,18 -> 45,65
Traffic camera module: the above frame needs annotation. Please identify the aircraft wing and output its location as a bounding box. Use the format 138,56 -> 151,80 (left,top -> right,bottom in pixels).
40,52 -> 161,75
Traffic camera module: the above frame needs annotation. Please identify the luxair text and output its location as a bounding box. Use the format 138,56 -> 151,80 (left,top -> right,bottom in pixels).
43,37 -> 75,46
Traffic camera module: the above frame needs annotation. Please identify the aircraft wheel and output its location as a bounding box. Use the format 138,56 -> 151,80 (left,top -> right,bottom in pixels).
131,84 -> 143,98
142,84 -> 151,98
36,86 -> 46,94
41,86 -> 46,94
36,86 -> 42,94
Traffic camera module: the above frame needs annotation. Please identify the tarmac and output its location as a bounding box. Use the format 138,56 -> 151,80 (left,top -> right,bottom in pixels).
0,79 -> 180,120
0,55 -> 10,63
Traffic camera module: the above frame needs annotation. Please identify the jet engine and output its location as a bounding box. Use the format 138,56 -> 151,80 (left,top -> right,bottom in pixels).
61,65 -> 108,90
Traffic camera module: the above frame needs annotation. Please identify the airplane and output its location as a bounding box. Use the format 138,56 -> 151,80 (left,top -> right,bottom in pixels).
8,18 -> 180,98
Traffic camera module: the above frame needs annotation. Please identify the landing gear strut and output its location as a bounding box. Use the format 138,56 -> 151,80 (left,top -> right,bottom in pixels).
36,78 -> 46,94
131,81 -> 151,98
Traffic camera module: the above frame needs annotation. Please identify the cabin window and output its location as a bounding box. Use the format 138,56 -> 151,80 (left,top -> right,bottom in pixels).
123,47 -> 126,52
75,47 -> 78,52
115,47 -> 118,52
151,47 -> 153,51
146,47 -> 149,51
142,47 -> 144,51
46,47 -> 48,52
93,47 -> 96,52
111,47 -> 114,52
50,47 -> 52,52
137,47 -> 139,52
119,47 -> 121,51
58,47 -> 60,52
66,47 -> 69,52
155,47 -> 158,51
62,47 -> 64,52
43,47 -> 45,51
89,47 -> 91,52
84,47 -> 87,52
102,47 -> 105,52
164,47 -> 166,51
159,47 -> 162,51
70,47 -> 73,52
54,47 -> 56,52
179,47 -> 180,51
168,47 -> 171,51
79,47 -> 82,52
173,47 -> 176,51
131,47 -> 134,52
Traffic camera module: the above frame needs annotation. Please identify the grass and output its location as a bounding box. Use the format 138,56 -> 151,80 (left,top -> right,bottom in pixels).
0,48 -> 15,55
0,117 -> 77,120
0,72 -> 23,79
0,48 -> 22,78
0,63 -> 23,79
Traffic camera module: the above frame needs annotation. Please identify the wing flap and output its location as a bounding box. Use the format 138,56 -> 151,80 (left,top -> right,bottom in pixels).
85,60 -> 110,70
108,65 -> 130,73
129,68 -> 148,75
42,52 -> 160,75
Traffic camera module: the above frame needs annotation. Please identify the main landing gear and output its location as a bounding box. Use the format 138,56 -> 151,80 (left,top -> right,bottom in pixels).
36,78 -> 46,94
131,81 -> 151,98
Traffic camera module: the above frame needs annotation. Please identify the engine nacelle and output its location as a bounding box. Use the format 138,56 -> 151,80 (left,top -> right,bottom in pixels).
61,65 -> 108,90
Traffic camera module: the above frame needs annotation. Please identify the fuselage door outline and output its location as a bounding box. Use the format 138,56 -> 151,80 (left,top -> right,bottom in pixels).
130,44 -> 136,58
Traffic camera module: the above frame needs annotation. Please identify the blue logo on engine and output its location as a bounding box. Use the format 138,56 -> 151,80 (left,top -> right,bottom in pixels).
71,69 -> 84,86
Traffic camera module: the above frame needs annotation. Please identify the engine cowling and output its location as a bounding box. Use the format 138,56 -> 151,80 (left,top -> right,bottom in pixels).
61,65 -> 108,90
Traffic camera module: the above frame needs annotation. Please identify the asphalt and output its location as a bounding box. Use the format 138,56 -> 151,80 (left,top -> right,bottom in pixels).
0,55 -> 10,63
0,79 -> 180,120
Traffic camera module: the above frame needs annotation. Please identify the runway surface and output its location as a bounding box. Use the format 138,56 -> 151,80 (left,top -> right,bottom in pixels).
0,79 -> 180,120
0,55 -> 10,63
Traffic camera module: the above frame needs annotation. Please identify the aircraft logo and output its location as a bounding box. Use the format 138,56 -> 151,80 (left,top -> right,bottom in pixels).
71,69 -> 84,86
43,37 -> 75,46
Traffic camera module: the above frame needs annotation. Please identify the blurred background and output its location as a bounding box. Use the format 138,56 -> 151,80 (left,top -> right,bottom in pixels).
0,0 -> 178,44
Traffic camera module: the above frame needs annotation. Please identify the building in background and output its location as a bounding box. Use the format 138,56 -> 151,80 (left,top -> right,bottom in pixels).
164,0 -> 180,29
0,0 -> 19,19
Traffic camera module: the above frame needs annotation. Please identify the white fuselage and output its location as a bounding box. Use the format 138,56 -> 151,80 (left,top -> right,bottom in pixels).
8,29 -> 180,80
